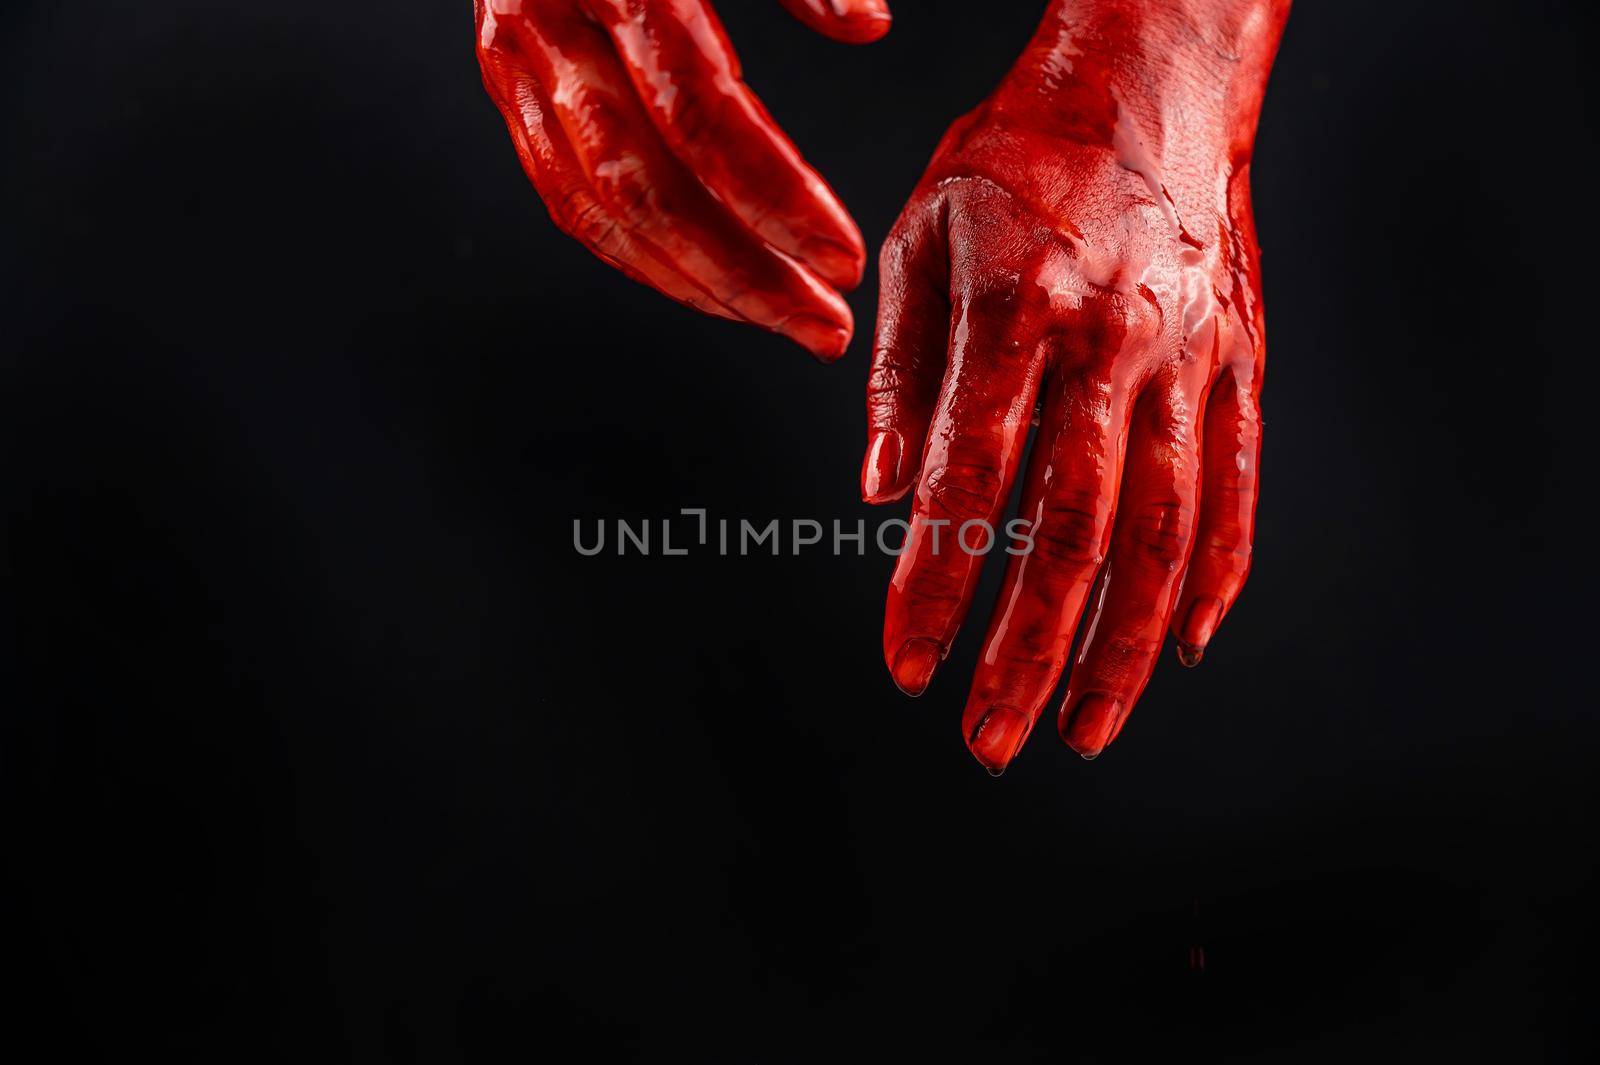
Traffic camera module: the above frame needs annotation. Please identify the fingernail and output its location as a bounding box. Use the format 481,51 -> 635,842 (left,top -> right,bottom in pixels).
968,706 -> 1030,774
1062,693 -> 1121,760
862,429 -> 904,503
1176,641 -> 1204,668
829,0 -> 892,42
800,235 -> 865,291
890,638 -> 941,697
778,313 -> 852,362
1178,597 -> 1223,654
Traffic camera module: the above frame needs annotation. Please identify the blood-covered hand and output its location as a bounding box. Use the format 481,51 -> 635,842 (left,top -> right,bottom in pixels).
474,0 -> 891,360
863,0 -> 1291,769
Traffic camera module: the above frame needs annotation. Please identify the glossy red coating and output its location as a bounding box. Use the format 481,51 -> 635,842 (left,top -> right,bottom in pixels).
864,0 -> 1291,771
474,0 -> 887,360
777,0 -> 891,44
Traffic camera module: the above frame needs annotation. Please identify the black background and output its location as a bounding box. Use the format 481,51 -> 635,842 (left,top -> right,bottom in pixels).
3,1 -> 1594,1060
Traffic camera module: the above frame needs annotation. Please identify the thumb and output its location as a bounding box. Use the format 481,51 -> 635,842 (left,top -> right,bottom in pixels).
776,0 -> 891,44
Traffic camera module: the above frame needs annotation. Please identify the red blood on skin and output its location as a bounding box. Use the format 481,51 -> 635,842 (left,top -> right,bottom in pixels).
474,0 -> 885,360
863,1 -> 1292,773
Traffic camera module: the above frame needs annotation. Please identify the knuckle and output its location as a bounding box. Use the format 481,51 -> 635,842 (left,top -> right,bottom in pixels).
903,580 -> 962,621
1201,530 -> 1253,573
965,274 -> 1047,325
923,460 -> 1004,522
1094,631 -> 1162,681
868,343 -> 921,380
866,373 -> 914,425
564,199 -> 623,251
866,361 -> 934,422
880,194 -> 945,266
1125,499 -> 1194,567
994,622 -> 1053,667
1120,289 -> 1164,342
1068,290 -> 1161,358
1036,487 -> 1109,566
879,219 -> 920,270
966,276 -> 1022,315
866,361 -> 907,396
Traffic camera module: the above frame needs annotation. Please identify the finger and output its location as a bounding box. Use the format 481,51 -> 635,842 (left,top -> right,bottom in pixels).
881,210 -> 1050,697
961,368 -> 1126,773
1058,374 -> 1202,759
862,192 -> 950,503
475,15 -> 735,319
776,0 -> 892,45
481,2 -> 853,359
1171,360 -> 1262,666
583,0 -> 867,289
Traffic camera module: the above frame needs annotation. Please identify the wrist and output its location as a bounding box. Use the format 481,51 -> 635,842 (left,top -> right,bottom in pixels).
987,0 -> 1290,171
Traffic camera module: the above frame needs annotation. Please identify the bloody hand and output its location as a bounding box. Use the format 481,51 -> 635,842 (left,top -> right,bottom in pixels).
863,0 -> 1291,770
473,0 -> 890,361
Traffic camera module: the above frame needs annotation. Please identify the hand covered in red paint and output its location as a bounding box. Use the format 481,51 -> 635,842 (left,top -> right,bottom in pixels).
474,0 -> 891,360
863,0 -> 1291,769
